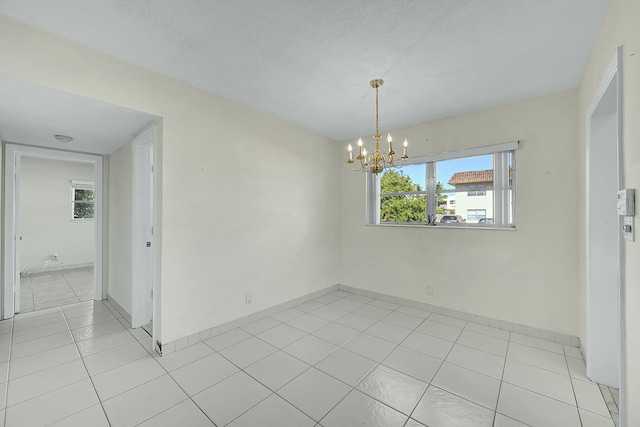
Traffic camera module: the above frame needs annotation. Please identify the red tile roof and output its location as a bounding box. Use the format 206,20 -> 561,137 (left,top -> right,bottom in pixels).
448,169 -> 493,185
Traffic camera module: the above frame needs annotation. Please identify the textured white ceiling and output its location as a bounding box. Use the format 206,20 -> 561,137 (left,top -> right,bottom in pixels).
0,0 -> 609,144
0,78 -> 158,155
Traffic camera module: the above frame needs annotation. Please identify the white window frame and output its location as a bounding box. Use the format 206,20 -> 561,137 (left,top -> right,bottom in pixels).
70,180 -> 95,221
366,141 -> 518,228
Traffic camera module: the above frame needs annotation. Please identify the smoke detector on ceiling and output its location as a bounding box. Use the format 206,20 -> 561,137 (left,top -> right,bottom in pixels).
54,134 -> 73,144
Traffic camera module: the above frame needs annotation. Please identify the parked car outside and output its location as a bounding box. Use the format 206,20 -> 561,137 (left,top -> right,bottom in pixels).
478,218 -> 494,224
440,215 -> 465,223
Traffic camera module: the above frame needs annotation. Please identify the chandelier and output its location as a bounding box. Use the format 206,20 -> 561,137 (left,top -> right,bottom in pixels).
347,79 -> 408,173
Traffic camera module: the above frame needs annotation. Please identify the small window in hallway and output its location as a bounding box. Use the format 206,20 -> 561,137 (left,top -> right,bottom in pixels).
71,180 -> 95,220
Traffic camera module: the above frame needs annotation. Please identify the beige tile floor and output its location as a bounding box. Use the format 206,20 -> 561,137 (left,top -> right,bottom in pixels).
0,290 -> 618,426
19,268 -> 94,313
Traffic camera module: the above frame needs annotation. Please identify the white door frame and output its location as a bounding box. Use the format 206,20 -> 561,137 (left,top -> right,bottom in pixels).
3,144 -> 103,318
131,126 -> 158,350
585,45 -> 624,417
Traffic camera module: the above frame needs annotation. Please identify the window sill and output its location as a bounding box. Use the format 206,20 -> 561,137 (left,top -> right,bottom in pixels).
367,223 -> 516,231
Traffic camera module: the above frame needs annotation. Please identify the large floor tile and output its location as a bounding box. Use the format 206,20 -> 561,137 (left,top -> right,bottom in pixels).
153,342 -> 214,372
402,331 -> 454,360
497,382 -> 581,427
378,311 -> 423,329
84,340 -> 150,375
431,362 -> 501,410
241,317 -> 281,335
286,313 -> 330,333
283,335 -> 337,365
92,356 -> 165,400
382,345 -> 443,383
71,319 -> 125,341
427,313 -> 467,328
315,348 -> 377,386
9,343 -> 79,380
170,353 -> 239,396
219,336 -> 278,368
244,350 -> 310,391
416,320 -> 463,342
257,323 -> 306,348
102,375 -> 187,426
503,359 -> 575,405
412,386 -> 495,427
320,389 -> 407,427
48,404 -> 110,427
138,399 -> 214,427
10,331 -> 74,360
310,305 -> 349,322
76,330 -> 136,357
6,359 -> 88,407
457,329 -> 508,356
204,328 -> 251,351
446,344 -> 505,379
277,367 -> 351,421
354,304 -> 392,320
464,322 -> 510,340
334,312 -> 378,331
365,321 -> 412,344
12,311 -> 65,332
312,322 -> 359,346
192,371 -> 271,426
11,321 -> 69,344
579,408 -> 616,427
356,364 -> 427,415
572,378 -> 611,418
228,393 -> 315,427
67,311 -> 116,330
510,333 -> 564,354
329,297 -> 365,312
5,378 -> 99,427
507,342 -> 569,376
343,333 -> 396,362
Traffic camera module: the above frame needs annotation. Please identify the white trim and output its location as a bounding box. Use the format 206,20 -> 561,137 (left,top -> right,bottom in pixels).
131,125 -> 158,352
408,140 -> 519,165
585,46 -> 624,401
3,144 -> 103,318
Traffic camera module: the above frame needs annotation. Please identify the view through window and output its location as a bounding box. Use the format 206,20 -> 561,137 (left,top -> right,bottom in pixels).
371,142 -> 516,227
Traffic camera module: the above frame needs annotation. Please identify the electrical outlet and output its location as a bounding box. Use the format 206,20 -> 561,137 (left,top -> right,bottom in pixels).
245,293 -> 252,304
426,285 -> 434,295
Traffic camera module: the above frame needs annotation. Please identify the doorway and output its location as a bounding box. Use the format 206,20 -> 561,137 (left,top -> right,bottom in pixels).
586,47 -> 623,390
18,157 -> 96,313
3,144 -> 103,319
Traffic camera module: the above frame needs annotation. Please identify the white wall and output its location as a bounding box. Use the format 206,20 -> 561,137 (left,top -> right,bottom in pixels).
340,89 -> 580,336
578,0 -> 640,422
20,157 -> 94,273
0,15 -> 341,343
107,142 -> 133,315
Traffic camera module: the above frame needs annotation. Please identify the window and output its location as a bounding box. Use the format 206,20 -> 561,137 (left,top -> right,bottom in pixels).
71,180 -> 95,221
467,209 -> 486,221
367,141 -> 517,228
467,184 -> 487,197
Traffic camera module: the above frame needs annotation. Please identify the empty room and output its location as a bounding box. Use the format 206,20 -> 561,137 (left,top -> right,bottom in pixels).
0,0 -> 637,426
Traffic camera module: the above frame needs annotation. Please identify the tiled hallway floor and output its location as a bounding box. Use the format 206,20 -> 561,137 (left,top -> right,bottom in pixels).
0,290 -> 616,426
19,268 -> 94,313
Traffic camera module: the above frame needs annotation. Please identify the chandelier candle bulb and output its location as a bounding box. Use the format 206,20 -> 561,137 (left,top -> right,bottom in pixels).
387,132 -> 393,153
347,144 -> 354,162
402,138 -> 408,159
